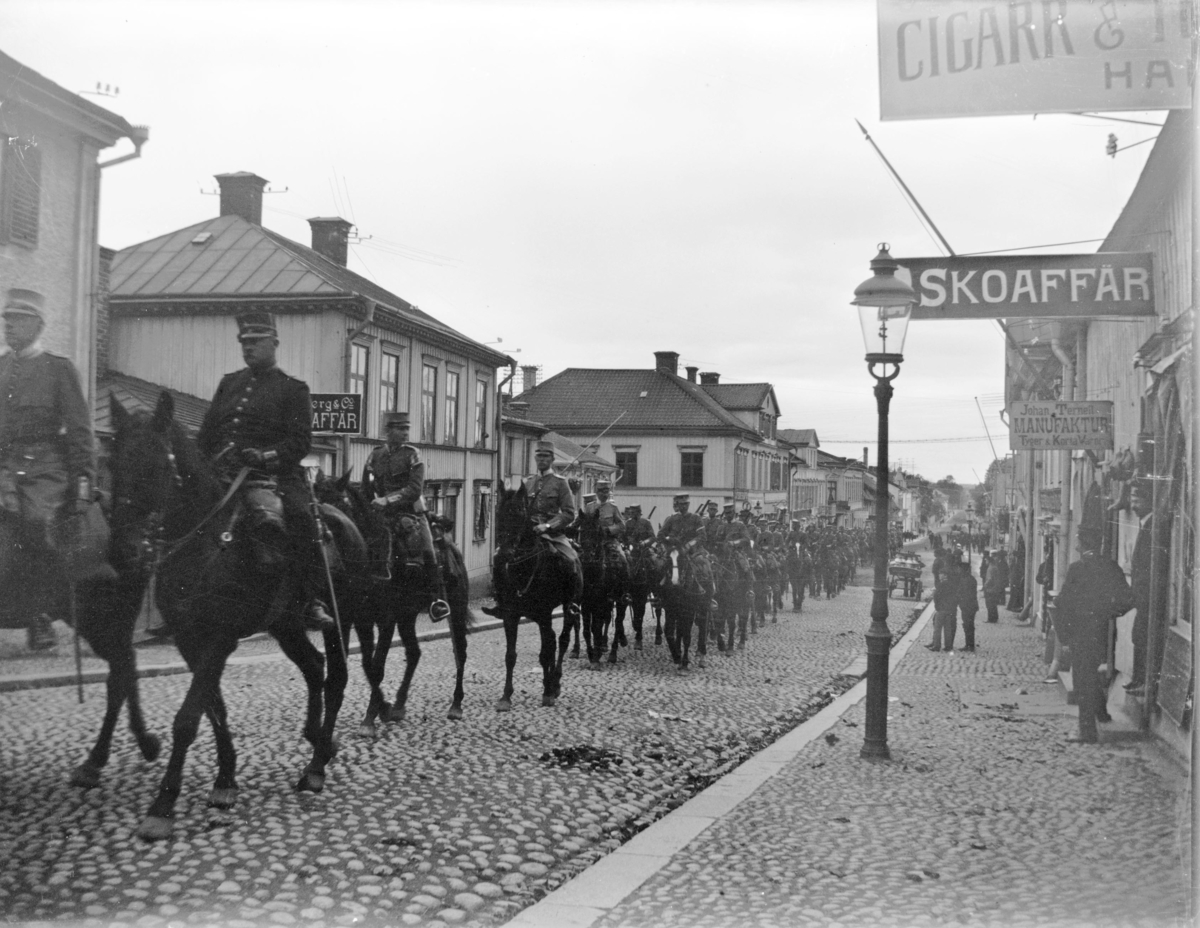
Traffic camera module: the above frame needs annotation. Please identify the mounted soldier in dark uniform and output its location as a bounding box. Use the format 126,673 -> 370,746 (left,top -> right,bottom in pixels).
0,289 -> 112,650
363,411 -> 450,621
197,311 -> 334,632
582,477 -> 631,599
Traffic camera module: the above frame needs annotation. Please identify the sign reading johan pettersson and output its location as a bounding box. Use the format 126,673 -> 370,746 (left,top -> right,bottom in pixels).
895,253 -> 1155,321
878,0 -> 1194,120
1008,400 -> 1114,451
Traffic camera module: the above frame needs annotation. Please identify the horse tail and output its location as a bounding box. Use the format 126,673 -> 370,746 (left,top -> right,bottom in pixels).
441,538 -> 476,630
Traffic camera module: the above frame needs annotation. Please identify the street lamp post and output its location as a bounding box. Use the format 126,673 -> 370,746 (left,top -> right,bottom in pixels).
966,502 -> 975,567
851,243 -> 916,762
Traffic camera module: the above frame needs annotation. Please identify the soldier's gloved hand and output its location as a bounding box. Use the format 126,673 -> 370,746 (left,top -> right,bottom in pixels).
241,448 -> 267,468
370,495 -> 389,510
534,523 -> 548,534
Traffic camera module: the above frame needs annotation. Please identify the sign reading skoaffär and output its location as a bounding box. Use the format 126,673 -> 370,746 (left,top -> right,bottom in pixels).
878,0 -> 1193,120
896,254 -> 1154,320
311,394 -> 362,433
1008,400 -> 1114,451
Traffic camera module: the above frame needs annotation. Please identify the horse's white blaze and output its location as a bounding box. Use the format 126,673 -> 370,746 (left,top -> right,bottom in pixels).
669,548 -> 681,586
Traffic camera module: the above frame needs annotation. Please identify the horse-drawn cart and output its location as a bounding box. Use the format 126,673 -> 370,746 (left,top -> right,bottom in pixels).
887,553 -> 924,599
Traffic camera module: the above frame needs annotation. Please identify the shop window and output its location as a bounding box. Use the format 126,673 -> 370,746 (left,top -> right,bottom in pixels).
473,481 -> 491,541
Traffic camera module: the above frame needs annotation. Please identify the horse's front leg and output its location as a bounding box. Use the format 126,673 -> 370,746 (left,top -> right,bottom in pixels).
389,609 -> 421,724
497,613 -> 519,713
273,625 -> 332,794
354,616 -> 385,738
608,603 -> 623,664
319,620 -> 349,759
206,689 -> 238,809
138,653 -> 225,842
448,602 -> 468,721
542,613 -> 563,707
70,658 -> 127,788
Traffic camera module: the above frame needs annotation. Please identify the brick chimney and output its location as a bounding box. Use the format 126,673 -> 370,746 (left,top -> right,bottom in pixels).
685,365 -> 698,383
521,365 -> 539,390
215,172 -> 268,225
308,217 -> 352,267
699,371 -> 720,385
508,400 -> 530,418
654,351 -> 679,375
863,447 -> 869,467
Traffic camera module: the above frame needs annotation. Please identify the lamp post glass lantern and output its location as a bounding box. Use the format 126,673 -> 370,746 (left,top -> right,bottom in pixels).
851,243 -> 916,761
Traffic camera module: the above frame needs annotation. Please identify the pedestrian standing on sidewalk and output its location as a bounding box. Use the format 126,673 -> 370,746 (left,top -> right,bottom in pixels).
983,547 -> 1009,623
957,559 -> 980,651
1054,526 -> 1135,743
926,550 -> 962,652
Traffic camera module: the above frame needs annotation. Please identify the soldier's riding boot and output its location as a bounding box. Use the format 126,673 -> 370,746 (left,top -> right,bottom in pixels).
305,599 -> 337,633
425,555 -> 450,622
27,613 -> 57,652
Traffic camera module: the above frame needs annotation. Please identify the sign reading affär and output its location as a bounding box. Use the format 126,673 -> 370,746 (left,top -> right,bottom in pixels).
878,0 -> 1193,120
312,394 -> 362,433
896,254 -> 1155,320
1008,400 -> 1114,451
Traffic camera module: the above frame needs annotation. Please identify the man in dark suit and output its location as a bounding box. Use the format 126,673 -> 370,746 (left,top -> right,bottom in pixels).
1056,526 -> 1135,743
197,311 -> 334,631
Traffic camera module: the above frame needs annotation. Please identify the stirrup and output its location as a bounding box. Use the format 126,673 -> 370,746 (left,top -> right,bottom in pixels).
430,599 -> 451,622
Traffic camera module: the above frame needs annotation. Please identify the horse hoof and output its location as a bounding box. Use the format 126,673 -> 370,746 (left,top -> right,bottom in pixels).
696,656 -> 706,669
589,660 -> 603,671
137,816 -> 174,842
297,771 -> 325,794
569,650 -> 580,660
139,734 -> 163,762
208,787 -> 238,809
496,699 -> 513,713
70,762 -> 102,789
387,705 -> 407,724
634,641 -> 643,651
607,655 -> 618,665
542,695 -> 557,708
447,705 -> 464,721
358,722 -> 378,740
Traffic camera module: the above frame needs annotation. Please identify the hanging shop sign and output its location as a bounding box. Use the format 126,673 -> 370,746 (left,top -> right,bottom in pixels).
896,254 -> 1155,320
878,0 -> 1193,120
1008,400 -> 1114,451
1038,487 -> 1062,511
312,394 -> 362,433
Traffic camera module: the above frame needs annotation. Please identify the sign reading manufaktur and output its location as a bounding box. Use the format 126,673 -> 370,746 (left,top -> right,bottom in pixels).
878,0 -> 1193,120
1008,400 -> 1114,451
896,254 -> 1155,320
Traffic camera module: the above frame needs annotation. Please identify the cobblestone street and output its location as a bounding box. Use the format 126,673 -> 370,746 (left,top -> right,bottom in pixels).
0,575 -> 899,927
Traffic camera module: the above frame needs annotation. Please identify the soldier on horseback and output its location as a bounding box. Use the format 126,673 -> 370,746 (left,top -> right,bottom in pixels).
525,440 -> 584,589
363,411 -> 450,621
197,311 -> 335,632
657,493 -> 704,550
582,478 -> 631,599
0,289 -> 111,651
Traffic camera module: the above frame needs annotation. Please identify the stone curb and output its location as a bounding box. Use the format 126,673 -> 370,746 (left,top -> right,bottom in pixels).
0,615 -> 535,694
504,598 -> 936,928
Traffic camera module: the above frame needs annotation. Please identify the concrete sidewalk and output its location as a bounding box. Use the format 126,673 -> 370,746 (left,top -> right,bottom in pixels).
508,604 -> 1192,928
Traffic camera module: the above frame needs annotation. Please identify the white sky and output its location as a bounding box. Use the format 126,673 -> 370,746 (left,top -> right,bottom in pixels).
5,0 -> 1164,484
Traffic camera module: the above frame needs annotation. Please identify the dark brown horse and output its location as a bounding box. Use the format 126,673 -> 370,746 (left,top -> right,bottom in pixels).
576,508 -> 627,667
491,485 -> 580,710
314,472 -> 473,735
0,502 -> 160,787
108,393 -> 365,841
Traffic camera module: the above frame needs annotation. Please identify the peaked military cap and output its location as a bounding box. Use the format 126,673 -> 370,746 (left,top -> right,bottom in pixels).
534,440 -> 555,455
383,411 -> 411,430
235,311 -> 278,341
3,288 -> 45,320
625,504 -> 642,513
723,503 -> 736,514
673,493 -> 690,502
595,477 -> 612,488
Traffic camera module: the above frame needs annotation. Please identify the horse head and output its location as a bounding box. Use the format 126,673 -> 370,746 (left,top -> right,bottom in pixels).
108,392 -> 202,573
494,484 -> 535,552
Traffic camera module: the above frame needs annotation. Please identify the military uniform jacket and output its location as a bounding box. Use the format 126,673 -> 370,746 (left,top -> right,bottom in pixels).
364,443 -> 424,510
584,499 -> 624,537
523,470 -> 576,532
658,511 -> 704,548
0,347 -> 94,482
197,366 -> 312,477
624,516 -> 655,545
721,518 -> 751,548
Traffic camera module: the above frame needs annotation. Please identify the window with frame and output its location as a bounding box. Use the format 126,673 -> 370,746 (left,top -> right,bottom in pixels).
444,370 -> 460,444
442,484 -> 460,536
421,363 -> 438,443
770,459 -> 782,491
615,451 -> 638,487
474,379 -> 488,447
349,343 -> 369,433
473,481 -> 491,541
1,136 -> 41,248
827,479 -> 837,505
380,350 -> 401,416
680,451 -> 703,488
